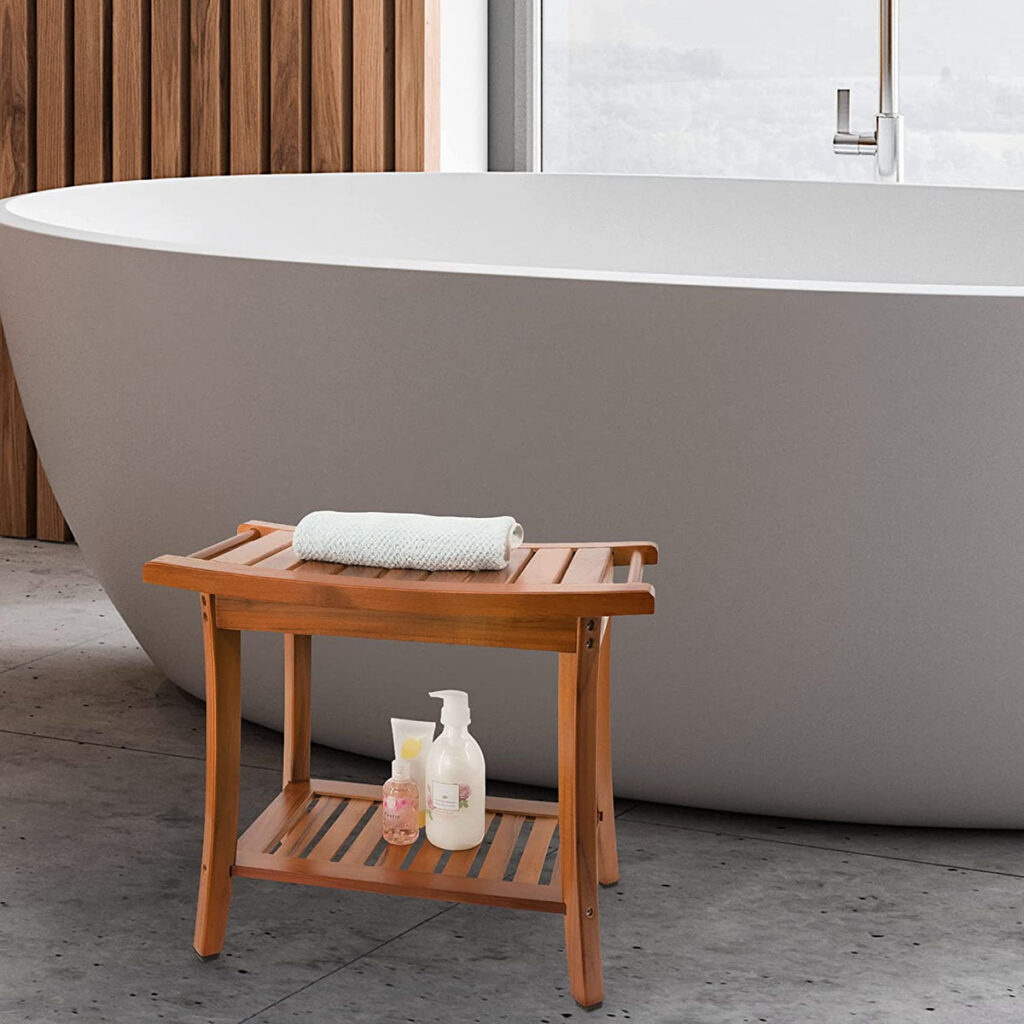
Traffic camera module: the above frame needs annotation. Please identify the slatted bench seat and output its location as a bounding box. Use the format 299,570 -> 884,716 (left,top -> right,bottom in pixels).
143,520 -> 657,1010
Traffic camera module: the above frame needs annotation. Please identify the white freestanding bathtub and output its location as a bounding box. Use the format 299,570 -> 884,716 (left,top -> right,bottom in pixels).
1,173 -> 1022,826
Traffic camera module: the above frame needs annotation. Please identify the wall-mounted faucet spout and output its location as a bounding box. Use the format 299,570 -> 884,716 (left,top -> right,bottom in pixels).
833,0 -> 904,183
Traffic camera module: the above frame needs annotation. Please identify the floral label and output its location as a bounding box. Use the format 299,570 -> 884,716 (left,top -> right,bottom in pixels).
427,780 -> 471,818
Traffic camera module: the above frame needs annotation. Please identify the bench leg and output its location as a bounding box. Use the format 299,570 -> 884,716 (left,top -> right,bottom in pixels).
595,619 -> 619,887
194,595 -> 241,961
283,634 -> 312,787
559,620 -> 604,1010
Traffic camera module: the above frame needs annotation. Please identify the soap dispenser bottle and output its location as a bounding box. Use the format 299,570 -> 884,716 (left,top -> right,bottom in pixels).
424,690 -> 486,850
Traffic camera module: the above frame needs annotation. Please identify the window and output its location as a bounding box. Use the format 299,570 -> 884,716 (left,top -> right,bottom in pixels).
541,0 -> 1023,186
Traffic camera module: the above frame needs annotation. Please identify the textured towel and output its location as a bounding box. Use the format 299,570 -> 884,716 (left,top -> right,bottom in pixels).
293,511 -> 525,572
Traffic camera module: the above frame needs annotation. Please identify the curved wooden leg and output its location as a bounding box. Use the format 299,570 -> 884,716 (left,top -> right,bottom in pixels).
193,594 -> 241,960
559,620 -> 604,1010
595,619 -> 619,887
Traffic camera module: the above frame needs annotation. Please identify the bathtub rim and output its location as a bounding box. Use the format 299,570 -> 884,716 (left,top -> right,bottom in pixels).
0,172 -> 1022,299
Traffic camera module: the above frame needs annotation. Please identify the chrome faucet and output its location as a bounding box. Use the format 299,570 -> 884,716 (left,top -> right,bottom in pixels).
833,0 -> 904,182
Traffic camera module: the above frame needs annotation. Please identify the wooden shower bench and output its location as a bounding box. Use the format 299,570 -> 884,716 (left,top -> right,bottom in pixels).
143,520 -> 657,1010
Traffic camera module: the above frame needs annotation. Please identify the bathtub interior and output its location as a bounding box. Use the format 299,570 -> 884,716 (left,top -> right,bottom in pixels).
3,173 -> 1022,290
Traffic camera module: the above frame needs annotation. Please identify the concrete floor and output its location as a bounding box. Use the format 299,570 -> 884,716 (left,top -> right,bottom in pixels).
1,538 -> 1023,1023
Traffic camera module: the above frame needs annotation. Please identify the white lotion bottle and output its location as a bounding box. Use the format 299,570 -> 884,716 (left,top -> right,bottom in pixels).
424,690 -> 486,850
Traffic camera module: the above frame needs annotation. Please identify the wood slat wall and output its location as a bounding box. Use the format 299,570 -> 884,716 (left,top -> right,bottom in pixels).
0,0 -> 439,540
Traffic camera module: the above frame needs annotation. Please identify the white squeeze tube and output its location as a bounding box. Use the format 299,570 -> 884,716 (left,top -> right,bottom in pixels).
424,690 -> 486,851
390,719 -> 435,828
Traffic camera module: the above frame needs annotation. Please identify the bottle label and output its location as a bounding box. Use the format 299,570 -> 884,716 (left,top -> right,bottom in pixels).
427,780 -> 470,819
382,795 -> 415,828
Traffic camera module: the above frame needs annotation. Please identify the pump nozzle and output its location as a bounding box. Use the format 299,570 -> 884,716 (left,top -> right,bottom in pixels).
429,689 -> 471,727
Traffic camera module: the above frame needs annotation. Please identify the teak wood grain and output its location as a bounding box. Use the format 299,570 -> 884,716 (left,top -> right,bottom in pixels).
112,0 -> 150,181
74,0 -> 112,185
190,0 -> 228,175
0,0 -> 36,538
151,0 -> 189,177
352,0 -> 394,171
310,0 -> 352,171
270,0 -> 310,173
395,0 -> 438,172
229,0 -> 268,173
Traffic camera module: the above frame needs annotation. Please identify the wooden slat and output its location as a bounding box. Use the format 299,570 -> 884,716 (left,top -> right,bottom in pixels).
237,782 -> 312,853
74,0 -> 112,185
442,812 -> 496,876
259,545 -> 304,570
0,0 -> 35,538
408,837 -> 444,873
339,805 -> 383,865
150,0 -> 188,177
307,797 -> 372,860
112,0 -> 150,180
561,547 -> 613,586
189,528 -> 261,560
462,545 -> 532,585
36,0 -> 71,190
310,0 -> 352,171
352,0 -> 393,171
515,547 -> 575,586
377,840 -> 410,870
288,560 -> 345,577
477,813 -> 525,881
234,849 -> 565,913
270,0 -> 310,173
1,0 -> 34,195
213,530 -> 294,565
379,568 -> 430,581
514,816 -> 558,885
394,0 -> 438,171
339,564 -> 385,577
190,0 -> 228,175
229,0 -> 268,173
36,464 -> 70,541
529,541 -> 660,568
277,795 -> 340,856
0,331 -> 34,537
27,1 -> 68,540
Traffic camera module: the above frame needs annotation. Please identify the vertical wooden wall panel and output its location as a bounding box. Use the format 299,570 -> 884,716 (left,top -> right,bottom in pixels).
395,0 -> 438,172
311,0 -> 352,172
230,0 -> 269,173
270,0 -> 310,173
1,0 -> 440,539
34,0 -> 72,539
352,0 -> 394,172
112,0 -> 151,181
151,0 -> 189,177
190,0 -> 229,175
35,0 -> 71,190
74,0 -> 113,184
0,0 -> 36,538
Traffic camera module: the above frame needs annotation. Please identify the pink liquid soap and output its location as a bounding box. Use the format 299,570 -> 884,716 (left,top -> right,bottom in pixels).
382,759 -> 420,846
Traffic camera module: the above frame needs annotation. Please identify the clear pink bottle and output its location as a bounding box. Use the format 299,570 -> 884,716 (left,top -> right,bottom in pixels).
382,759 -> 420,846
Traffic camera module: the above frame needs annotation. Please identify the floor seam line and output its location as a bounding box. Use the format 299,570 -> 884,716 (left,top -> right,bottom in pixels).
0,623 -> 127,676
623,817 -> 1024,879
0,726 -> 281,772
233,903 -> 457,1023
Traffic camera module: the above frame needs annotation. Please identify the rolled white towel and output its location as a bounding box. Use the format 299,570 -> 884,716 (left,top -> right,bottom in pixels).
292,511 -> 525,572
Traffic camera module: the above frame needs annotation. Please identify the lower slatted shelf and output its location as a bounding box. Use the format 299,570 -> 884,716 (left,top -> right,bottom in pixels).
233,780 -> 565,914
